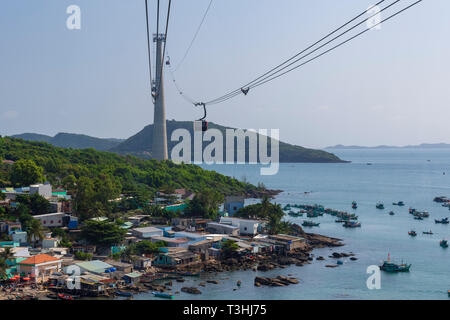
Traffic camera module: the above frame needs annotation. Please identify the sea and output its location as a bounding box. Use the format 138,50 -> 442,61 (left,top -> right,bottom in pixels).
130,148 -> 450,300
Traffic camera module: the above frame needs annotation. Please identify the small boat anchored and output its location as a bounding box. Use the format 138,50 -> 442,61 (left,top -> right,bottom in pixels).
376,203 -> 385,210
352,201 -> 358,209
152,291 -> 174,299
423,231 -> 433,235
408,230 -> 417,237
343,221 -> 361,228
302,220 -> 320,227
393,201 -> 405,206
435,218 -> 449,224
440,240 -> 449,248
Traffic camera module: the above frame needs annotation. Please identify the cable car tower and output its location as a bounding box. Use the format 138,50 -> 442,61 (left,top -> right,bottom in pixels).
151,33 -> 168,161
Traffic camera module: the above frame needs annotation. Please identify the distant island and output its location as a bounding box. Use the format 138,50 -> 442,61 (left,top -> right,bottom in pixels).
11,120 -> 347,163
325,143 -> 450,150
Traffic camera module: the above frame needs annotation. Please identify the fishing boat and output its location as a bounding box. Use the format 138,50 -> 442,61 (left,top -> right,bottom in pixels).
409,208 -> 416,214
435,218 -> 449,224
414,216 -> 423,221
376,203 -> 385,210
423,231 -> 433,235
237,280 -> 241,287
393,201 -> 405,206
302,220 -> 320,227
440,240 -> 449,248
389,211 -> 395,216
115,291 -> 133,297
379,254 -> 411,272
288,211 -> 303,217
152,291 -> 174,299
343,221 -> 361,228
352,201 -> 358,209
408,231 -> 417,237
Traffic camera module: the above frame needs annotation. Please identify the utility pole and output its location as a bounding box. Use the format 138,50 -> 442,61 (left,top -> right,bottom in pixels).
152,33 -> 168,161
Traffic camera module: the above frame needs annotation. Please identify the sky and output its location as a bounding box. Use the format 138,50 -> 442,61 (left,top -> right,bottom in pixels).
0,0 -> 449,149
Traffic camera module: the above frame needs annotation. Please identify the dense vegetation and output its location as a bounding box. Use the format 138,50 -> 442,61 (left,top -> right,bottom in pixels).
236,196 -> 291,235
12,133 -> 123,151
0,137 -> 255,221
12,120 -> 346,163
112,120 -> 346,163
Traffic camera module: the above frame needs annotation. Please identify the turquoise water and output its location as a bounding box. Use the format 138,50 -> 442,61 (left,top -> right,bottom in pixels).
133,148 -> 450,300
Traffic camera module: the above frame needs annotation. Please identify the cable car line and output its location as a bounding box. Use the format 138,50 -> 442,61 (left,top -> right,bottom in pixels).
174,0 -> 214,72
204,0 -> 422,106
203,0 -> 389,105
248,0 -> 423,93
144,0 -> 154,102
154,0 -> 172,97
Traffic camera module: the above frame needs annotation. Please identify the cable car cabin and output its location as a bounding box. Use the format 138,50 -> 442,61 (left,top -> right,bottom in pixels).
194,120 -> 208,132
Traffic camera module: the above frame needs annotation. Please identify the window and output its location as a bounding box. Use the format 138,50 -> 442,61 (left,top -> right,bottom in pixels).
43,220 -> 46,224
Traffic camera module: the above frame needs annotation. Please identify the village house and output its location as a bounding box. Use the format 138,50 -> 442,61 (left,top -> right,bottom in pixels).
149,235 -> 190,248
188,239 -> 215,261
29,183 -> 53,199
153,248 -> 200,268
122,272 -> 142,285
224,195 -> 245,215
17,254 -> 62,283
33,212 -> 66,228
129,255 -> 152,271
0,220 -> 21,234
42,237 -> 60,249
11,231 -> 27,245
72,260 -> 114,275
71,244 -> 96,255
131,226 -> 164,239
220,217 -> 262,236
206,222 -> 240,236
268,234 -> 306,252
104,260 -> 133,273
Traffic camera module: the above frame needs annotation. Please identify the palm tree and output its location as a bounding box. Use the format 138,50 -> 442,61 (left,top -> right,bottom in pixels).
27,219 -> 44,247
0,247 -> 13,280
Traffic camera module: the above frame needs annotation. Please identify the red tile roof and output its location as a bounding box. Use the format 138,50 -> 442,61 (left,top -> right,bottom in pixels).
19,254 -> 60,265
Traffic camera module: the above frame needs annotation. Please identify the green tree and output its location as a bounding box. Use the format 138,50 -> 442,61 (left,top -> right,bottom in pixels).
16,193 -> 50,215
74,176 -> 96,220
61,175 -> 77,192
81,220 -> 126,248
221,239 -> 239,258
10,159 -> 44,186
184,189 -> 224,219
74,251 -> 92,261
0,247 -> 13,280
27,219 -> 44,247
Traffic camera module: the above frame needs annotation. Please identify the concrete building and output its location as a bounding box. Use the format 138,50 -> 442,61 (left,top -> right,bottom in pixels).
33,213 -> 66,228
131,227 -> 164,239
18,254 -> 62,282
11,231 -> 27,245
220,217 -> 261,236
42,238 -> 60,249
206,222 -> 240,236
30,183 -> 52,199
224,196 -> 245,215
268,234 -> 306,251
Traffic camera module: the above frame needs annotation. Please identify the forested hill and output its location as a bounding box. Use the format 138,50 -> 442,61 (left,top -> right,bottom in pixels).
111,120 -> 346,163
0,137 -> 256,197
12,121 -> 346,163
12,133 -> 124,151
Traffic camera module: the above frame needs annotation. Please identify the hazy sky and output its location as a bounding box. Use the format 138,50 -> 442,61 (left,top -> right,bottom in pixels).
1,0 -> 449,148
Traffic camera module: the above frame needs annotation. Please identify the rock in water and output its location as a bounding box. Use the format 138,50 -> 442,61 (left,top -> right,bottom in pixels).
181,287 -> 202,295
